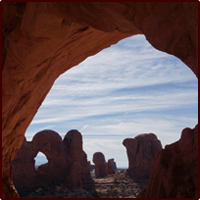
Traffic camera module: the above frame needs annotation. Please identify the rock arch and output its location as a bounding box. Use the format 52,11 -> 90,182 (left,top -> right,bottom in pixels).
2,2 -> 198,198
12,129 -> 95,196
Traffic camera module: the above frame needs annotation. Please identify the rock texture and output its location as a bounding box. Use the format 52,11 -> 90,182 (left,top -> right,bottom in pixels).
137,124 -> 198,198
12,129 -> 95,196
123,133 -> 162,179
2,2 -> 198,198
93,152 -> 107,178
106,159 -> 116,176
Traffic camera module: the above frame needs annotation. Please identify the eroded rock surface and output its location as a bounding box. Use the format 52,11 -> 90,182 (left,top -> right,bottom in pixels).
123,133 -> 162,179
12,129 -> 95,196
2,2 -> 198,198
137,124 -> 198,198
93,152 -> 107,178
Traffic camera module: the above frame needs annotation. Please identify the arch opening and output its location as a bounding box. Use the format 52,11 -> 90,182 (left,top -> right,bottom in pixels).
34,151 -> 48,170
2,2 -> 198,198
26,34 -> 198,169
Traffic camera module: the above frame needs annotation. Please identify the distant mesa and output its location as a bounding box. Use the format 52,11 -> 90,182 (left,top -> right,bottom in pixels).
12,129 -> 96,196
123,133 -> 162,180
137,125 -> 198,198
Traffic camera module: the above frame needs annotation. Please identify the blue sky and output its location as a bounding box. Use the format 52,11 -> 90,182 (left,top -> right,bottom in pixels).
25,34 -> 198,168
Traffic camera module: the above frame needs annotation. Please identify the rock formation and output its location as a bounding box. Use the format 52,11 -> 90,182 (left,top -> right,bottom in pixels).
137,124 -> 198,198
12,129 -> 95,196
123,133 -> 162,180
106,159 -> 116,176
109,158 -> 117,173
2,2 -> 198,197
93,152 -> 107,178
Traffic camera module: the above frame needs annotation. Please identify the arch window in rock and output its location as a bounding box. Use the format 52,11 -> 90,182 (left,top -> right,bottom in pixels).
25,34 -> 198,171
34,152 -> 48,170
2,2 -> 198,198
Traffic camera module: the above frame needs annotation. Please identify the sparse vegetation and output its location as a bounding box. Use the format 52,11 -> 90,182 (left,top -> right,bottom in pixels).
93,170 -> 148,198
18,170 -> 148,198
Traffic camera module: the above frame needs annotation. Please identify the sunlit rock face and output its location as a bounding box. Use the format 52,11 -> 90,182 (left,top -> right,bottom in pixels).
123,133 -> 162,180
2,2 -> 198,197
12,129 -> 95,196
137,124 -> 198,198
93,152 -> 107,178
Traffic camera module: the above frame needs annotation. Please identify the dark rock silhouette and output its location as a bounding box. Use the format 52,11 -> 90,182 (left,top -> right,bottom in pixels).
137,124 -> 198,198
123,133 -> 162,180
106,159 -> 116,176
93,152 -> 107,178
93,153 -> 117,177
12,129 -> 95,196
108,158 -> 117,173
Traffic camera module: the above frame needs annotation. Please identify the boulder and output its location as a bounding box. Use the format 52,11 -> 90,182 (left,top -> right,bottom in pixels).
123,133 -> 162,179
137,124 -> 198,198
93,152 -> 107,178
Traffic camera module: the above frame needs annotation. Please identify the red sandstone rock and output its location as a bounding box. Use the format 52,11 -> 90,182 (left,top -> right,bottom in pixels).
12,129 -> 95,196
123,133 -> 162,179
137,124 -> 198,198
93,152 -> 107,178
106,159 -> 116,176
2,2 -> 198,197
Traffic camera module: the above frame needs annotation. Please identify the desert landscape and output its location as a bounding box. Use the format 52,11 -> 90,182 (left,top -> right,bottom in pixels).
2,2 -> 198,198
11,126 -> 198,198
18,169 -> 148,198
11,129 -> 152,198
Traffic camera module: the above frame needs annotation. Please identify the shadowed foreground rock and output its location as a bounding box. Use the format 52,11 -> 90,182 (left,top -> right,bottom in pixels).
137,124 -> 198,198
12,129 -> 96,196
2,2 -> 198,198
123,133 -> 162,180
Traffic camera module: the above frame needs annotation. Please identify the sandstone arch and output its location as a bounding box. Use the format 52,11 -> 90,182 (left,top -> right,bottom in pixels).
12,129 -> 95,196
2,2 -> 198,198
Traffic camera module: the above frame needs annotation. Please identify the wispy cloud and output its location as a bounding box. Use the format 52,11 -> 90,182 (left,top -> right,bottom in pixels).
26,35 -> 198,167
